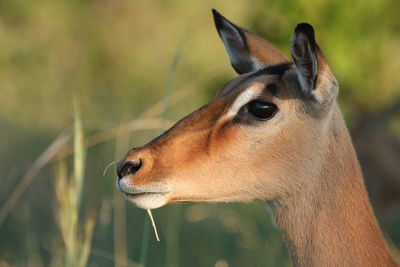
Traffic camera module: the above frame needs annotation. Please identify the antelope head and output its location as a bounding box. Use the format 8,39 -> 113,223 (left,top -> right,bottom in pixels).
116,10 -> 338,210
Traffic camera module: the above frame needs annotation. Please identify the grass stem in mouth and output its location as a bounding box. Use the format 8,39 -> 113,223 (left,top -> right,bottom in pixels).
147,209 -> 160,242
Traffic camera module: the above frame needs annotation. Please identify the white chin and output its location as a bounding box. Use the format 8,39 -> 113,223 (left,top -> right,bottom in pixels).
123,193 -> 167,209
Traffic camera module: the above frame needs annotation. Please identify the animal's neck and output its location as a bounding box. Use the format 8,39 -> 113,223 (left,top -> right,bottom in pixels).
272,110 -> 396,267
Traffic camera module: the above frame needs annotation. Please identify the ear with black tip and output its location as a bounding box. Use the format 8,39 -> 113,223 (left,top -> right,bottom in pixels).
290,23 -> 318,92
212,9 -> 289,74
291,23 -> 338,105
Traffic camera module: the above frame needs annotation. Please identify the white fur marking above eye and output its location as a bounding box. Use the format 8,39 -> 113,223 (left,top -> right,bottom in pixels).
222,83 -> 265,119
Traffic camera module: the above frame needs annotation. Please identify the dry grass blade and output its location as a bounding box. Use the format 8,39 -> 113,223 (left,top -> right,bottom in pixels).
55,101 -> 96,267
54,160 -> 69,246
103,161 -> 116,177
138,66 -> 222,119
57,118 -> 174,159
77,212 -> 96,267
0,131 -> 71,227
147,209 -> 160,242
0,67 -> 224,228
73,98 -> 86,207
0,119 -> 169,228
86,118 -> 174,148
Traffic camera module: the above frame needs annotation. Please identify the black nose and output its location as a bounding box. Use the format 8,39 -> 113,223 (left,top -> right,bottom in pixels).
117,159 -> 142,179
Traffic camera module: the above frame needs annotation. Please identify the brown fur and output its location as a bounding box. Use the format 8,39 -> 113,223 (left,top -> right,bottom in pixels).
246,30 -> 289,67
117,12 -> 398,266
273,106 -> 396,266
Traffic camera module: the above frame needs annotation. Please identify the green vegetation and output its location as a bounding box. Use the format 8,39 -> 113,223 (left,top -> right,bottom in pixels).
0,0 -> 399,266
53,100 -> 95,267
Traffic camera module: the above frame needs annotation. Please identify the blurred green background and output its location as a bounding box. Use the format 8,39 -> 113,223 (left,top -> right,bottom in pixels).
1,0 -> 399,266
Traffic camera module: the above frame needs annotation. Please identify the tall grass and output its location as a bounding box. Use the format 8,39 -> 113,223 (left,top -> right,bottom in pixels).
0,69 -> 216,229
54,100 -> 96,267
0,56 -> 220,267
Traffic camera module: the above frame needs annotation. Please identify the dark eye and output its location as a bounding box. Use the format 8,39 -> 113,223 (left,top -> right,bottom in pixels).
247,100 -> 277,120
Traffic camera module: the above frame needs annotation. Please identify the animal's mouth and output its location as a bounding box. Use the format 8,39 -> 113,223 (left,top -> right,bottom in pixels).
123,191 -> 168,209
124,192 -> 167,198
116,178 -> 169,209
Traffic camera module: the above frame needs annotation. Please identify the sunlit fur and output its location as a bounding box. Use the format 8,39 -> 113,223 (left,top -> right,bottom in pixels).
117,12 -> 398,267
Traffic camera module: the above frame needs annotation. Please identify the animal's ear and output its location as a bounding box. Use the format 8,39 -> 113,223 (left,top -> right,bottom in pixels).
290,23 -> 338,105
212,9 -> 289,74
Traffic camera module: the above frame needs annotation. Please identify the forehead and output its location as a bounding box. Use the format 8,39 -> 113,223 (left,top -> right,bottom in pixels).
216,63 -> 294,98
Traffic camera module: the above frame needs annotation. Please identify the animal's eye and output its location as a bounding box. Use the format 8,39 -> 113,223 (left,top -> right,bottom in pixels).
247,100 -> 277,120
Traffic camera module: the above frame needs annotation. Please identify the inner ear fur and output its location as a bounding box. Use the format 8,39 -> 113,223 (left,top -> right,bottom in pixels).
290,23 -> 338,108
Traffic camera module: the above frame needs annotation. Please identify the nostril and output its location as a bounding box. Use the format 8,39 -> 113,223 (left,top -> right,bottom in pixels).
117,159 -> 142,179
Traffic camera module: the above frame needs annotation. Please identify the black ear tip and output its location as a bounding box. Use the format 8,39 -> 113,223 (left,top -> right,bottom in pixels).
295,23 -> 315,37
212,9 -> 227,30
212,9 -> 222,22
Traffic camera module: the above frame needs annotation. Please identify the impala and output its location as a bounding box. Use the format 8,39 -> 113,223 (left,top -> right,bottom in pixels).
116,10 -> 398,266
